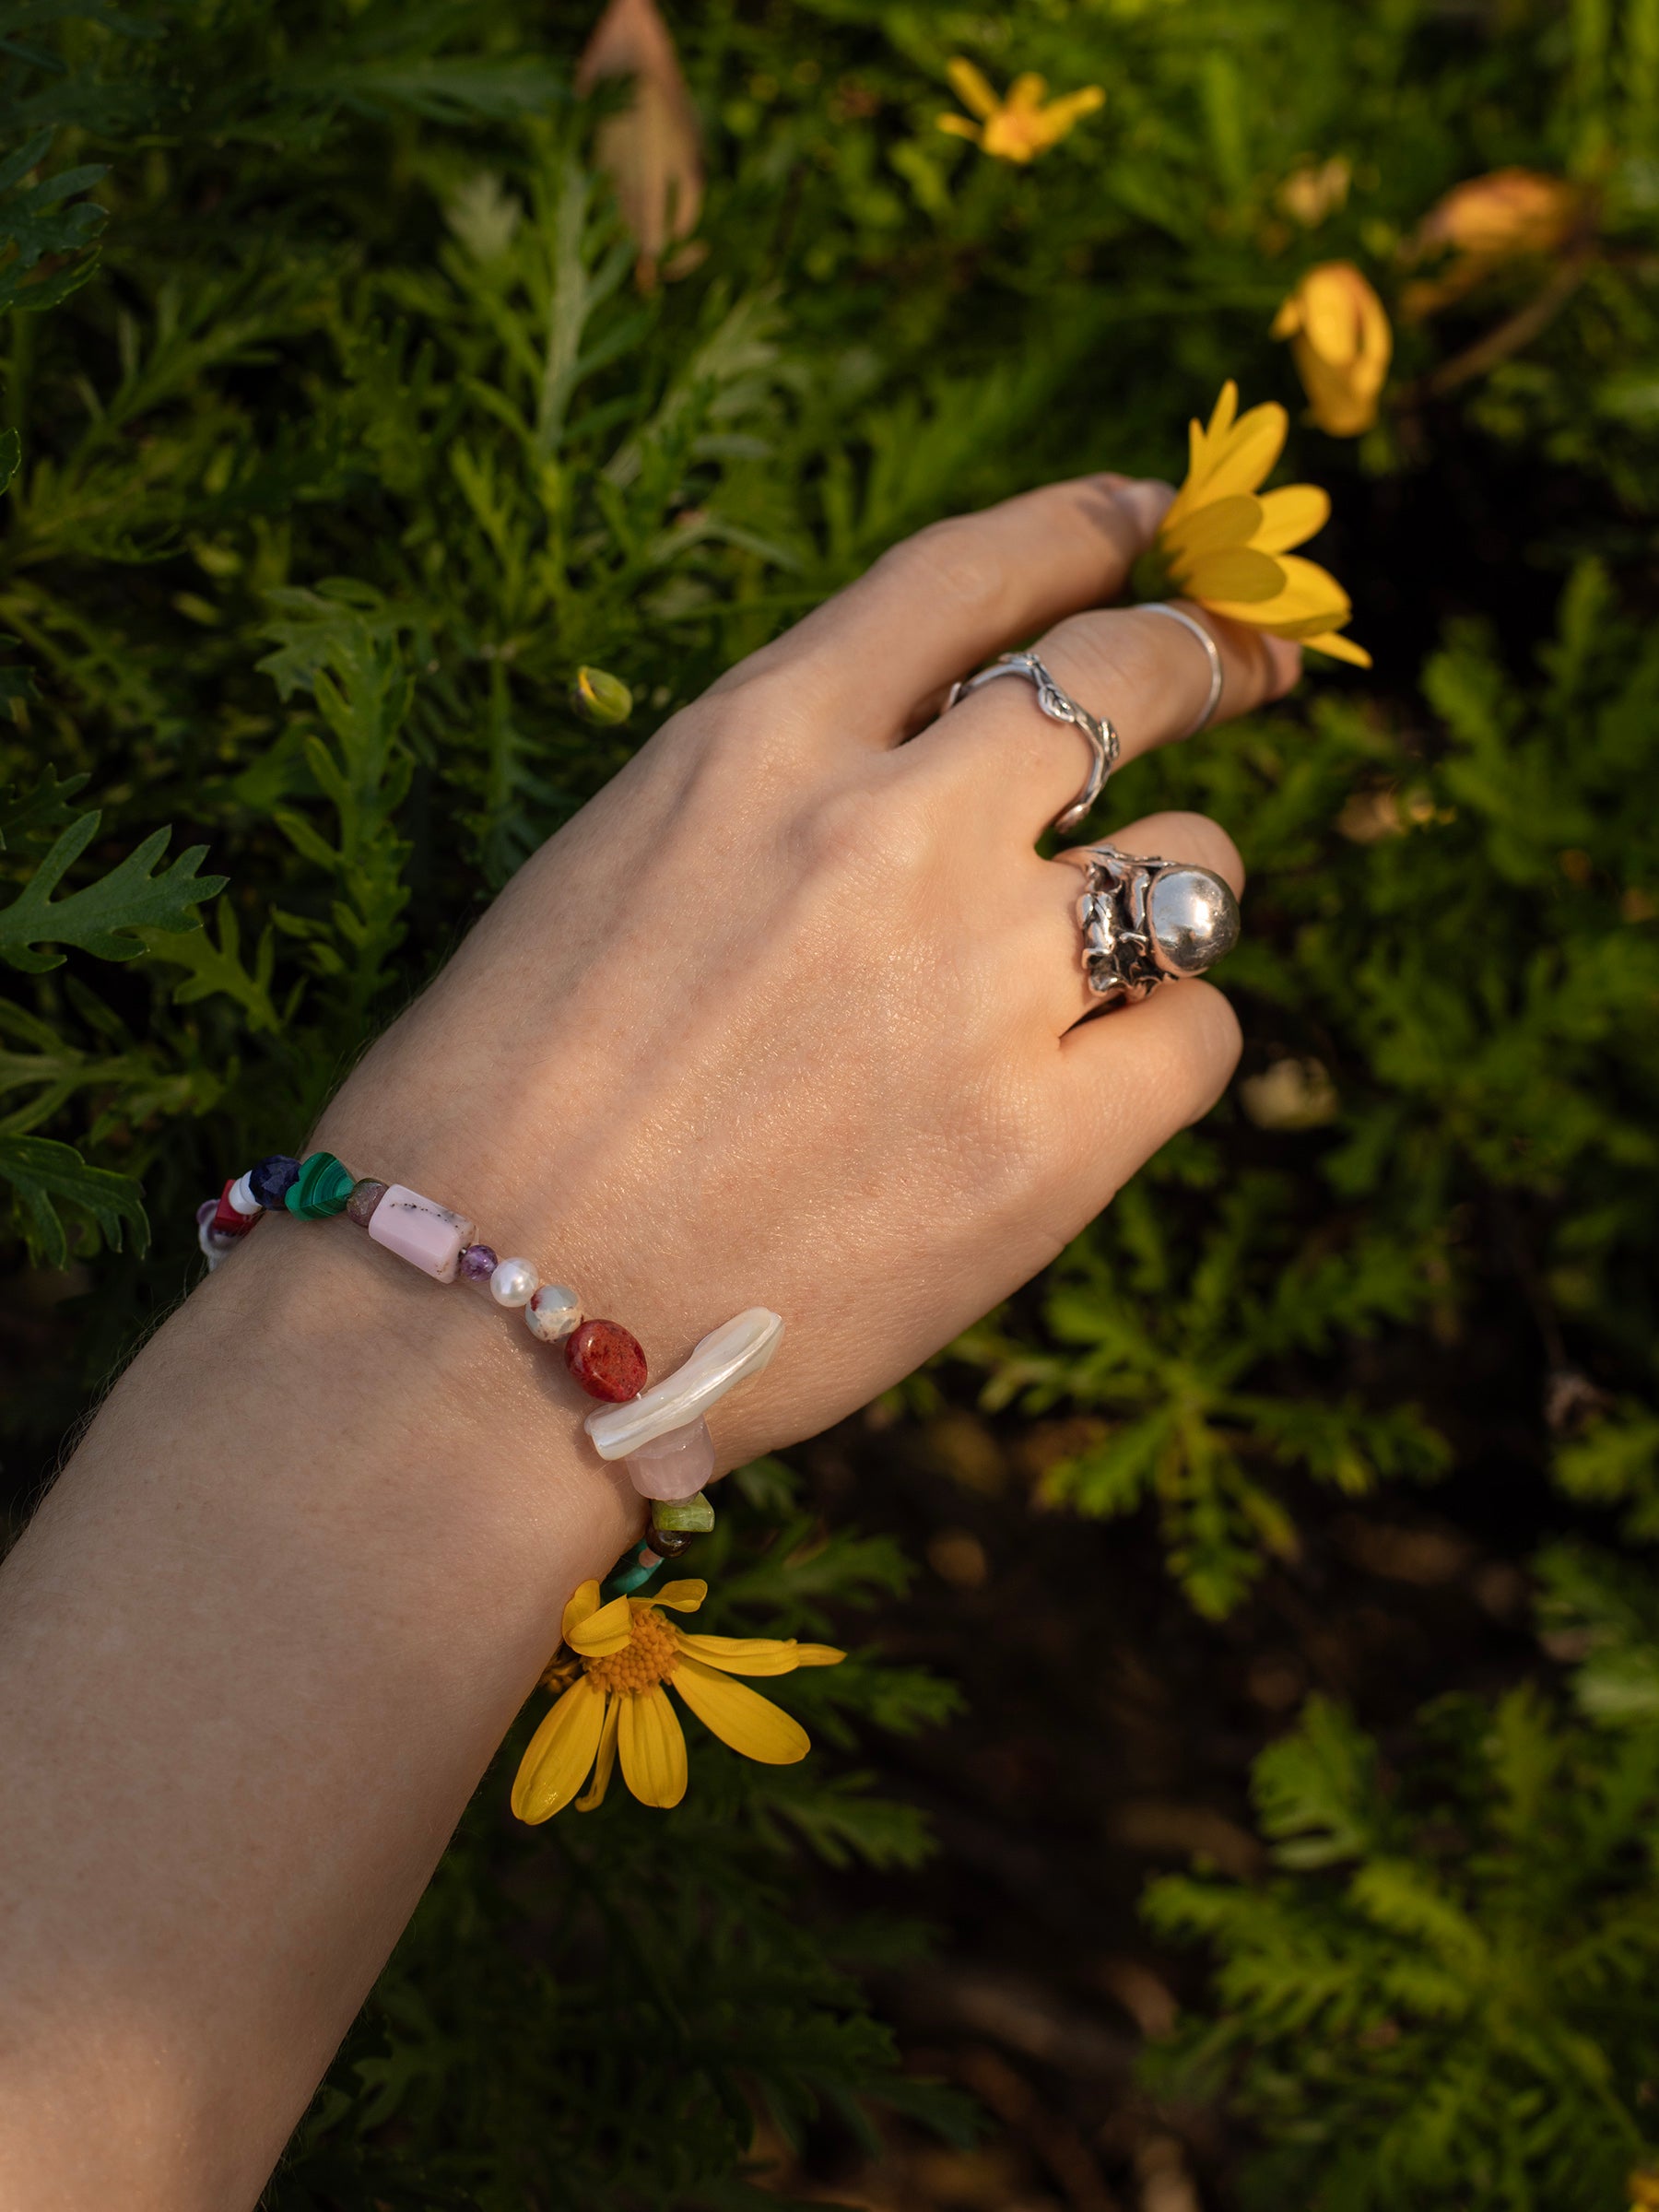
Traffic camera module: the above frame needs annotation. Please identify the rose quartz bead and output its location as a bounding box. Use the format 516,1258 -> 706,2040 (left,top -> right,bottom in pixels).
366,1184 -> 475,1283
624,1417 -> 715,1500
564,1318 -> 647,1402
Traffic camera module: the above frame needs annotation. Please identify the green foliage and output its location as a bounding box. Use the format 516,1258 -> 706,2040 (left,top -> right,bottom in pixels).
1145,1667 -> 1659,2209
6,0 -> 1659,2201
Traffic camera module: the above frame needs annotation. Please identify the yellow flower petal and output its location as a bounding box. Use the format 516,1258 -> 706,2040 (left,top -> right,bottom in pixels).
1007,72 -> 1049,112
1163,492 -> 1265,563
673,1630 -> 810,1676
1194,400 -> 1288,502
566,1592 -> 634,1656
618,1683 -> 688,1806
1043,86 -> 1105,129
946,57 -> 999,121
792,1643 -> 846,1667
561,1579 -> 604,1642
672,1653 -> 810,1764
936,113 -> 982,141
1252,483 -> 1330,553
575,1693 -> 620,1811
1179,546 -> 1288,604
512,1679 -> 607,1823
1302,629 -> 1373,667
647,1579 -> 707,1613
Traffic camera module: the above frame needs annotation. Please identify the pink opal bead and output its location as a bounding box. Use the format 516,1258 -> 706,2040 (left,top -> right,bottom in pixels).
623,1416 -> 714,1501
366,1184 -> 475,1283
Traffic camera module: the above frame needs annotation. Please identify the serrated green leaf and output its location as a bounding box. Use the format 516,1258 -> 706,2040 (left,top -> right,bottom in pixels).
0,1130 -> 146,1265
0,812 -> 226,971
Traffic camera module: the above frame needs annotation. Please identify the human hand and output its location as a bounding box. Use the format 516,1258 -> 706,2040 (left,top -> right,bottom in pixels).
316,473 -> 1297,1469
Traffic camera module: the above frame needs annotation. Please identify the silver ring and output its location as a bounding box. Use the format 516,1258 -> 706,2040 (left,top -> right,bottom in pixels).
943,652 -> 1120,836
1059,841 -> 1241,1004
1138,603 -> 1224,738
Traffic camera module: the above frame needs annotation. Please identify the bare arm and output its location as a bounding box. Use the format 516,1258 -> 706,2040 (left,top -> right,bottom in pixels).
0,473 -> 1295,2210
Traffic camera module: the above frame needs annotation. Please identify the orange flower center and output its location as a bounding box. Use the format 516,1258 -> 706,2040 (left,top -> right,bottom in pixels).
583,1607 -> 678,1695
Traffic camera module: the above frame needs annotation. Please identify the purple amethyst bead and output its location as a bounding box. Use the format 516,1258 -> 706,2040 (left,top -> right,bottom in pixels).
459,1243 -> 499,1282
249,1154 -> 301,1209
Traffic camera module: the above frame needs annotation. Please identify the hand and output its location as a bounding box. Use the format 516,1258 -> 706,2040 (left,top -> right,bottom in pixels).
316,472 -> 1297,1467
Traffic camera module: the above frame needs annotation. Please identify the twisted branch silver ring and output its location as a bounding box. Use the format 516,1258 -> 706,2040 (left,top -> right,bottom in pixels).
944,652 -> 1120,835
1059,841 -> 1241,1004
1137,602 -> 1225,738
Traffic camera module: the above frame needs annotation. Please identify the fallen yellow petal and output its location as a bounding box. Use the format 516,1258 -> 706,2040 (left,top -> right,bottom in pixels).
512,1679 -> 607,1823
618,1682 -> 688,1806
672,1653 -> 811,1763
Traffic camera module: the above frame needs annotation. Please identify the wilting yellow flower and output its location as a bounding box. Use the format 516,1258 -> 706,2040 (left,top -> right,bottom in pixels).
936,60 -> 1103,164
1401,169 -> 1587,318
1147,382 -> 1370,667
512,1577 -> 843,1819
1271,263 -> 1393,437
576,0 -> 704,287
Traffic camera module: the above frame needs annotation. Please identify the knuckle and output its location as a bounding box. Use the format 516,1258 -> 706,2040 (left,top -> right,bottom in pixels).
877,516 -> 1006,619
799,773 -> 936,882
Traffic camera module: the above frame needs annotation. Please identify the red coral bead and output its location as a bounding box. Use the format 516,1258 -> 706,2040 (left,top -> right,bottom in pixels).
564,1319 -> 647,1402
211,1178 -> 259,1238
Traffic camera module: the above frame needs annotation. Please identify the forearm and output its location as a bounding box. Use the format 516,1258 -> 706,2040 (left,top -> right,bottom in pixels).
0,1211 -> 634,2211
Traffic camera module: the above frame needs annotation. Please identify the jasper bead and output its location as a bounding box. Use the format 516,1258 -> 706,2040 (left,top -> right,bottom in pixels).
459,1242 -> 499,1282
525,1283 -> 582,1343
565,1319 -> 647,1403
489,1256 -> 538,1308
347,1178 -> 388,1228
249,1155 -> 300,1209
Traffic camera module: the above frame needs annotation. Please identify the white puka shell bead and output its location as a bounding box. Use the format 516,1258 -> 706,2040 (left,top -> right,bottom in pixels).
489,1257 -> 538,1308
584,1308 -> 783,1462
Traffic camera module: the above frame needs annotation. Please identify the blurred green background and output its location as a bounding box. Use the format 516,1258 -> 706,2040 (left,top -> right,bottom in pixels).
4,2 -> 1659,2206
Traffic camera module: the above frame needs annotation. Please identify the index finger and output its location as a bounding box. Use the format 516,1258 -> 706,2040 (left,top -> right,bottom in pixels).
715,474 -> 1170,743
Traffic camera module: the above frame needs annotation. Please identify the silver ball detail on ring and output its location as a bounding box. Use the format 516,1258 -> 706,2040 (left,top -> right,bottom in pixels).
1067,843 -> 1241,1003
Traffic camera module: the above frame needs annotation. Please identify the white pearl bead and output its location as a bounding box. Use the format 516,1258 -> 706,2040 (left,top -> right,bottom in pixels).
525,1283 -> 582,1343
489,1256 -> 538,1308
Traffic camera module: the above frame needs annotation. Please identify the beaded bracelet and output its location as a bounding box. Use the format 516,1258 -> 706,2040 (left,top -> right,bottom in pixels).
194,1149 -> 782,1600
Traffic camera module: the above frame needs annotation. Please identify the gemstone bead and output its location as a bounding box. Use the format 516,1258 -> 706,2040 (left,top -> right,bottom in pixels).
227,1172 -> 262,1218
366,1184 -> 476,1282
285,1151 -> 356,1221
525,1283 -> 582,1344
624,1416 -> 714,1500
249,1155 -> 301,1209
489,1256 -> 538,1308
644,1524 -> 695,1559
565,1319 -> 647,1403
652,1489 -> 716,1535
459,1242 -> 499,1283
210,1178 -> 259,1238
346,1178 -> 389,1229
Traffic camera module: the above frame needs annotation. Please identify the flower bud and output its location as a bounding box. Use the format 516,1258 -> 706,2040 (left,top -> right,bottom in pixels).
570,665 -> 633,725
1271,262 -> 1393,437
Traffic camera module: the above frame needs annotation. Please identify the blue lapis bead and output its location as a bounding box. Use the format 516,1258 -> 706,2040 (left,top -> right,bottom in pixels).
248,1154 -> 301,1209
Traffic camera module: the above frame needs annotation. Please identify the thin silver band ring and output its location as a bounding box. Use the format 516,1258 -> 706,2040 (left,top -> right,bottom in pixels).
1138,602 -> 1224,739
944,652 -> 1120,836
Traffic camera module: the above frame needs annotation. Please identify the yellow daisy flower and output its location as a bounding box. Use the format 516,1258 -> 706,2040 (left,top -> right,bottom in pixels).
512,1577 -> 844,1820
936,59 -> 1103,164
1270,261 -> 1393,438
1145,381 -> 1371,668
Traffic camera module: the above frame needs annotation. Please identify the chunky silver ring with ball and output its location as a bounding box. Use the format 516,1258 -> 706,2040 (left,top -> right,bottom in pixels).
1060,842 -> 1241,1004
943,652 -> 1120,835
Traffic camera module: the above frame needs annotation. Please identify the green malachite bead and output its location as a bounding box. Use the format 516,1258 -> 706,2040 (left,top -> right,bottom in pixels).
652,1490 -> 715,1535
285,1150 -> 356,1220
603,1546 -> 663,1599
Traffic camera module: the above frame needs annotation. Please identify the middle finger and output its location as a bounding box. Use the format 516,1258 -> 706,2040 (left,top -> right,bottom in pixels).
904,600 -> 1300,842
